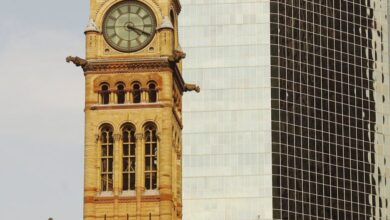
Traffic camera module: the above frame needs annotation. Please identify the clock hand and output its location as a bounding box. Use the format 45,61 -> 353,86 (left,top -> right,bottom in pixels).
128,26 -> 151,36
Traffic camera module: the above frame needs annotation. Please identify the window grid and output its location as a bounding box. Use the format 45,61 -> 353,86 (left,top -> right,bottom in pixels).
144,124 -> 158,190
122,124 -> 136,191
101,125 -> 114,192
270,0 -> 383,219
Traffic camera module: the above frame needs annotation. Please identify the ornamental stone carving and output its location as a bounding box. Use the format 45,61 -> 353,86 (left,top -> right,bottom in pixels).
113,133 -> 122,142
66,56 -> 89,70
135,133 -> 144,140
184,83 -> 200,93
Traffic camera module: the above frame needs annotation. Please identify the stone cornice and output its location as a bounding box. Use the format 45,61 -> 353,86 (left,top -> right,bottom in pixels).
81,57 -> 186,94
88,102 -> 169,111
67,56 -> 188,93
84,195 -> 164,204
83,58 -> 171,74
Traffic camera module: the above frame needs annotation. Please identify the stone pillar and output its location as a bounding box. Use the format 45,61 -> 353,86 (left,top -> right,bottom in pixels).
109,91 -> 115,104
125,90 -> 131,104
177,150 -> 183,220
85,30 -> 99,59
98,92 -> 101,104
141,88 -> 147,103
113,133 -> 121,220
135,133 -> 144,220
84,132 -> 100,220
95,134 -> 101,192
158,23 -> 174,58
158,124 -> 173,220
129,90 -> 134,104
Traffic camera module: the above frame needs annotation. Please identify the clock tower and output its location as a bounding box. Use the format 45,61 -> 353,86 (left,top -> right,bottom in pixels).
67,0 -> 198,220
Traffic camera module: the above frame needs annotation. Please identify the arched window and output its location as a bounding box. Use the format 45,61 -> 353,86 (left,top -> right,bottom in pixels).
100,124 -> 114,191
144,123 -> 158,190
116,83 -> 126,104
100,84 -> 110,105
122,123 -> 136,191
148,82 -> 157,103
132,83 -> 141,103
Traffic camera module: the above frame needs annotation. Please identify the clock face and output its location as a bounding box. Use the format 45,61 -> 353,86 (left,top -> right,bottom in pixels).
103,1 -> 157,52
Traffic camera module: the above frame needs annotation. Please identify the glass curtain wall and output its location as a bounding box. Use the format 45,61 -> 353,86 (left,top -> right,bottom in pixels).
180,0 -> 390,219
270,0 -> 390,219
180,0 -> 273,219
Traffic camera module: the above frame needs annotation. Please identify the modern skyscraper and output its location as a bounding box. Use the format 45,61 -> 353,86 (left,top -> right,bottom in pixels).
180,1 -> 390,219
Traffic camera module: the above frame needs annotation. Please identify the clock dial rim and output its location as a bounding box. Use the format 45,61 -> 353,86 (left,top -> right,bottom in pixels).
102,1 -> 157,53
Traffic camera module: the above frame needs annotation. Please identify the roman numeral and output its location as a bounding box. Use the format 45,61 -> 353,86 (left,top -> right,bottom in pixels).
136,7 -> 141,14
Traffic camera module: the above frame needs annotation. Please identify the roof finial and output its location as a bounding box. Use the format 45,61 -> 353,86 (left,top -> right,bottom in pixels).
157,16 -> 174,30
85,18 -> 100,33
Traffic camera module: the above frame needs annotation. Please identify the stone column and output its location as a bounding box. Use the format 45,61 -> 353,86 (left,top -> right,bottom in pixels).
129,90 -> 134,104
113,133 -> 122,220
113,133 -> 122,195
95,134 -> 101,192
98,92 -> 101,104
109,90 -> 115,104
125,90 -> 131,104
141,88 -> 147,103
158,125 -> 173,220
84,133 -> 100,220
135,133 -> 144,220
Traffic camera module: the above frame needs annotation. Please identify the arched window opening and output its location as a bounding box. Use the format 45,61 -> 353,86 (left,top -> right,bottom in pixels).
132,83 -> 141,103
116,83 -> 126,104
100,124 -> 114,192
122,124 -> 136,191
144,123 -> 157,190
100,84 -> 110,105
148,82 -> 157,103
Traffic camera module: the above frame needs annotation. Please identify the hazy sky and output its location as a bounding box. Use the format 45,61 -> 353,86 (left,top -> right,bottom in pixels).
0,0 -> 89,219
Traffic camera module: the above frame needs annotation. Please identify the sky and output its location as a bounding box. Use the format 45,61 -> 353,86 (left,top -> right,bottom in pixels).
0,0 -> 89,219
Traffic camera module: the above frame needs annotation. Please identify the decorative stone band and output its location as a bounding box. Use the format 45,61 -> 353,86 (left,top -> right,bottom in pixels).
89,102 -> 169,111
84,195 -> 164,204
84,59 -> 172,74
66,56 -> 199,94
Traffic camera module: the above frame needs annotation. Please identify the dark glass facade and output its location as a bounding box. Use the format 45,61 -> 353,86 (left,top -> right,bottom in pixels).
180,0 -> 390,219
271,0 -> 389,219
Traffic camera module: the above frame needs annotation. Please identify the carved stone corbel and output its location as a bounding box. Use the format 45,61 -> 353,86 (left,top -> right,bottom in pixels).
66,56 -> 88,70
171,47 -> 186,62
184,83 -> 200,93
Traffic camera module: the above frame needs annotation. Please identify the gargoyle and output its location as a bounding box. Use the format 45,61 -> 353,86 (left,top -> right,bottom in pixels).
184,83 -> 200,93
172,48 -> 186,62
66,56 -> 88,68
